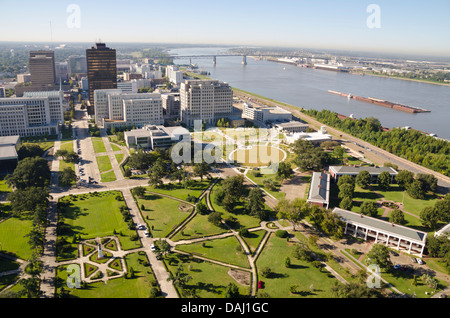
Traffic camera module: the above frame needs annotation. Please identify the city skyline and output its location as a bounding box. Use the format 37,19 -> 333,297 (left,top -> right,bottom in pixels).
0,0 -> 449,57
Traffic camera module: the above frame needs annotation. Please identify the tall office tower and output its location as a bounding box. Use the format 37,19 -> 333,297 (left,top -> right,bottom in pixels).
23,90 -> 65,125
29,51 -> 56,88
180,80 -> 233,127
86,42 -> 117,115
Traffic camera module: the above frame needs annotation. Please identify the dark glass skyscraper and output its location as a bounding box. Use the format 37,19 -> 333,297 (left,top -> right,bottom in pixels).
86,43 -> 117,115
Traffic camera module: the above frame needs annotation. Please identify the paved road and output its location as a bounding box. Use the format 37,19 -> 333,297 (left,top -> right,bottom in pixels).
233,90 -> 450,193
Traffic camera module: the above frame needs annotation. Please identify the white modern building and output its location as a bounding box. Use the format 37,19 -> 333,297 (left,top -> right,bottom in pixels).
242,102 -> 292,125
94,89 -> 164,129
274,121 -> 309,133
23,90 -> 65,124
124,125 -> 190,150
166,65 -> 183,85
284,129 -> 332,145
333,208 -> 428,257
180,79 -> 233,127
0,94 -> 62,137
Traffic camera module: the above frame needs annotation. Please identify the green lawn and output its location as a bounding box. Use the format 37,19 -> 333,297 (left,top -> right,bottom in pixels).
100,171 -> 117,183
146,180 -> 212,202
91,137 -> 107,153
209,182 -> 263,231
240,229 -> 267,255
135,193 -> 193,238
96,155 -> 113,173
163,252 -> 251,298
0,176 -> 12,194
0,215 -> 34,260
57,191 -> 142,260
110,143 -> 122,152
59,141 -> 75,172
175,235 -> 250,269
55,252 -> 160,298
246,172 -> 285,200
115,153 -> 124,165
256,234 -> 338,298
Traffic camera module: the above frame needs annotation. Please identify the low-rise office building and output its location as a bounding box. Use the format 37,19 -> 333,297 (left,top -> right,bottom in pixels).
329,165 -> 398,183
124,125 -> 190,150
242,102 -> 292,126
274,121 -> 309,133
307,172 -> 331,209
333,208 -> 427,257
0,135 -> 20,173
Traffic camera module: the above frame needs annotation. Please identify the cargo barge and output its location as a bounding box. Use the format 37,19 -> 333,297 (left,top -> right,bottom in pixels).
327,90 -> 431,114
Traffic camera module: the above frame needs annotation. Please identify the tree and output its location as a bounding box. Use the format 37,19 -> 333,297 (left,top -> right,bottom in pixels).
246,188 -> 265,217
6,156 -> 51,190
395,170 -> 414,189
435,194 -> 450,223
275,198 -> 307,231
378,171 -> 391,190
225,283 -> 240,298
332,146 -> 346,161
360,201 -> 378,217
356,170 -> 371,189
276,162 -> 294,181
196,201 -> 208,215
337,175 -> 355,188
390,208 -> 405,225
18,144 -> 44,160
59,167 -> 76,187
262,178 -> 277,191
7,186 -> 50,214
420,206 -> 439,229
132,186 -> 146,198
167,265 -> 192,289
208,212 -> 223,227
338,183 -> 355,200
407,179 -> 426,199
193,161 -> 210,180
366,244 -> 392,270
339,196 -> 353,210
416,174 -> 438,193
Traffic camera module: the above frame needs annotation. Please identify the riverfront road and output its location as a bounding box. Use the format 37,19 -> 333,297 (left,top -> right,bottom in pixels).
233,90 -> 450,193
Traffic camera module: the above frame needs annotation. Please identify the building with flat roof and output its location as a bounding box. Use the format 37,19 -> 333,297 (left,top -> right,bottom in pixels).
435,223 -> 450,239
166,65 -> 183,85
86,43 -> 117,115
307,172 -> 330,209
124,125 -> 190,150
0,95 -> 61,137
94,89 -> 163,129
162,93 -> 180,119
285,130 -> 332,145
29,50 -> 56,88
329,165 -> 398,183
333,208 -> 427,257
0,135 -> 20,173
180,79 -> 233,127
275,121 -> 309,133
243,102 -> 292,125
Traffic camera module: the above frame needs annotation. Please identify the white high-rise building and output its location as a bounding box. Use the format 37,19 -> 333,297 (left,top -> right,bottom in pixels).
23,90 -> 65,124
166,65 -> 183,85
94,89 -> 163,129
0,94 -> 63,137
180,79 -> 233,127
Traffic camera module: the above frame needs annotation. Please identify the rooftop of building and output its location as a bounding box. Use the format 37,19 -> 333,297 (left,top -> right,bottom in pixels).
333,208 -> 427,244
329,165 -> 398,175
0,135 -> 20,160
308,172 -> 330,204
275,121 -> 309,128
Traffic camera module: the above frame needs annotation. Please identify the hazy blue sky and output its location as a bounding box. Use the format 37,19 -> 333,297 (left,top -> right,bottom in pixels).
1,0 -> 449,56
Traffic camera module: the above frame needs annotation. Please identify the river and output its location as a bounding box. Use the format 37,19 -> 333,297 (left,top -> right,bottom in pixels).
169,47 -> 450,140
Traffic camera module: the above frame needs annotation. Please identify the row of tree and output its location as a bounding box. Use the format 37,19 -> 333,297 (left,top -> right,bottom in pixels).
302,109 -> 449,176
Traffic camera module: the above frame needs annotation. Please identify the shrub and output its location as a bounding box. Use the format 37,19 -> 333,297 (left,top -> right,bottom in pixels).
275,230 -> 288,238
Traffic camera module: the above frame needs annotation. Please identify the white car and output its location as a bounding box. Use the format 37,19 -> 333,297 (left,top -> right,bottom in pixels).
150,244 -> 156,251
416,258 -> 424,265
144,231 -> 150,237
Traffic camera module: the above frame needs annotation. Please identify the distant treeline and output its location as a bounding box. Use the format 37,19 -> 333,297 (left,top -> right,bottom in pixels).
302,109 -> 450,177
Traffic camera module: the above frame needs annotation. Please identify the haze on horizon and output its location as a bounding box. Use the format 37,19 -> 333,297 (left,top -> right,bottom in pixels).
1,0 -> 449,58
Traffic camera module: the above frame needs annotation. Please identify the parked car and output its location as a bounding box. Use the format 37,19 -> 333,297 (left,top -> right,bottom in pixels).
393,264 -> 402,270
144,231 -> 150,237
150,244 -> 156,251
411,257 -> 417,263
416,258 -> 424,265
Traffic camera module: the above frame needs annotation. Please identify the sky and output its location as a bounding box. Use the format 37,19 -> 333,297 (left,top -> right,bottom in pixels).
1,0 -> 449,56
